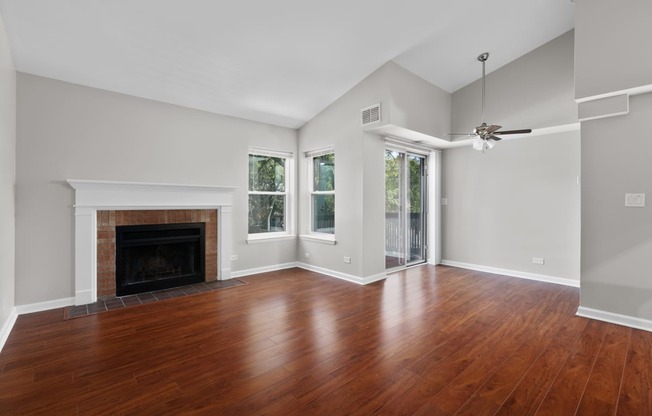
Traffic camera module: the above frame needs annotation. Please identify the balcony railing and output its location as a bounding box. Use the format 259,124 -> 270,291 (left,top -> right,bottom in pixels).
385,212 -> 424,256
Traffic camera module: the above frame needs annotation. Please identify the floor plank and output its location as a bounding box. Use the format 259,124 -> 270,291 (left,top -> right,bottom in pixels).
0,265 -> 648,415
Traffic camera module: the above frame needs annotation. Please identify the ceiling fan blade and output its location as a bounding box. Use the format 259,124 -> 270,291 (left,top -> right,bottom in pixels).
447,133 -> 472,136
488,135 -> 502,141
486,124 -> 502,134
494,128 -> 532,135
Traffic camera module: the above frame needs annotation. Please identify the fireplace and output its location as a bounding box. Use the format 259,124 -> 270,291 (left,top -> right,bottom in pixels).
68,180 -> 235,306
116,222 -> 205,296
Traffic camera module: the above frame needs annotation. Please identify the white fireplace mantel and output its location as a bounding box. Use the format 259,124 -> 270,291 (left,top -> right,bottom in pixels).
68,179 -> 237,305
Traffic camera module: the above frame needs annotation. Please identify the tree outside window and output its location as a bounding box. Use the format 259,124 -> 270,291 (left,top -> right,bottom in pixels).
248,153 -> 288,234
311,153 -> 335,234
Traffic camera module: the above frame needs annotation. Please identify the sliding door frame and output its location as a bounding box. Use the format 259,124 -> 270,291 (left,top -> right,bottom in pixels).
385,141 -> 430,270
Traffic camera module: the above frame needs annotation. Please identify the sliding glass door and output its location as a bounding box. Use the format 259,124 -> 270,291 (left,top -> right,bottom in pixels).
385,149 -> 427,269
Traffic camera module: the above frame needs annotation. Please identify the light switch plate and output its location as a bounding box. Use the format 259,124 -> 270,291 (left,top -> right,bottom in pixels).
625,193 -> 645,207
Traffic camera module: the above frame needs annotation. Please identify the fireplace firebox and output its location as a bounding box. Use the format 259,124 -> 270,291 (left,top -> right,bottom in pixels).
115,222 -> 205,296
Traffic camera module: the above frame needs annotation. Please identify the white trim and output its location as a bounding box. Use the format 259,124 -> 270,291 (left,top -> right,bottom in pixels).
305,146 -> 334,158
248,147 -> 294,159
0,308 -> 18,353
579,110 -> 629,123
429,150 -> 441,265
15,297 -> 76,315
231,262 -> 299,278
66,179 -> 238,194
385,138 -> 433,156
440,260 -> 580,288
67,180 -> 235,305
575,83 -> 652,104
577,306 -> 652,333
307,150 -> 335,236
368,123 -> 580,150
247,235 -> 296,244
248,151 -> 295,239
296,262 -> 387,285
300,234 -> 336,245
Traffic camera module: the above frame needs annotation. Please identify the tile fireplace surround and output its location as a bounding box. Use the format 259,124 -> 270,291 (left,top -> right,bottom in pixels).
96,209 -> 218,298
68,180 -> 236,306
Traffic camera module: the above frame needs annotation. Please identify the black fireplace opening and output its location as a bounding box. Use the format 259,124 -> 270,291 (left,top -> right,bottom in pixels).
115,222 -> 205,296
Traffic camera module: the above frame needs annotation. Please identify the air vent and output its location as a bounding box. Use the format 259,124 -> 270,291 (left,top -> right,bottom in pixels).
361,103 -> 381,126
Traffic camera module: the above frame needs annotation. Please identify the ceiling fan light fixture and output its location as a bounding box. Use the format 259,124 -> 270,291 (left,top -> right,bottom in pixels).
446,52 -> 532,152
472,137 -> 484,151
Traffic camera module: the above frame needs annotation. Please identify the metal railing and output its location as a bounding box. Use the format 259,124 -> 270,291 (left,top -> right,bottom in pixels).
385,213 -> 424,255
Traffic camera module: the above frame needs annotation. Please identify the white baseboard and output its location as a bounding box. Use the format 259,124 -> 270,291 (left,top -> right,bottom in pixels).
577,306 -> 652,333
231,262 -> 299,278
15,297 -> 75,315
440,260 -> 579,288
0,307 -> 18,353
296,262 -> 387,285
74,289 -> 93,306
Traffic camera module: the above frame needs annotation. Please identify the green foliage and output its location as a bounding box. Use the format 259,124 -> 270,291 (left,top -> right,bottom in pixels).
385,150 -> 424,214
312,154 -> 335,233
248,154 -> 286,233
313,153 -> 335,191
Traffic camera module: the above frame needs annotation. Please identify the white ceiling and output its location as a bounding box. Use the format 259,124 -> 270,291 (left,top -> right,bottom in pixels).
0,0 -> 574,129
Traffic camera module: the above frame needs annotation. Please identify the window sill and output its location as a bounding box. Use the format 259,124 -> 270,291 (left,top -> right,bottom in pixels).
299,234 -> 337,245
247,235 -> 296,245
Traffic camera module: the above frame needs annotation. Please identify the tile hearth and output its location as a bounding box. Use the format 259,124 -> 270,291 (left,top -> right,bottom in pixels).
64,279 -> 246,319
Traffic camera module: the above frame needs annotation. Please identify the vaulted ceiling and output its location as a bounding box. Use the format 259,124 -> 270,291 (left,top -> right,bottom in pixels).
0,0 -> 574,128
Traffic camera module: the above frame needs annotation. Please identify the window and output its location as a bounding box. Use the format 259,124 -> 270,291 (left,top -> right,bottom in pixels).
308,149 -> 335,235
248,149 -> 293,240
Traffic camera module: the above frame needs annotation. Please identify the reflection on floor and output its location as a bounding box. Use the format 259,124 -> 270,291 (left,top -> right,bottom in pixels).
64,279 -> 246,319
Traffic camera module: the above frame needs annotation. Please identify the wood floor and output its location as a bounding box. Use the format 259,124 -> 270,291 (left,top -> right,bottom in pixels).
1,265 -> 651,415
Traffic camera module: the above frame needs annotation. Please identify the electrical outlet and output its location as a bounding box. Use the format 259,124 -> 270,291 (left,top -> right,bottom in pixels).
230,254 -> 238,261
441,198 -> 448,206
343,256 -> 351,264
532,257 -> 545,265
304,252 -> 310,259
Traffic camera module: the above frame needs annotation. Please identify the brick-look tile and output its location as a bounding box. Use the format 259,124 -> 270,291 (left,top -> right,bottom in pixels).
87,302 -> 107,314
152,291 -> 171,301
109,211 -> 116,226
104,298 -> 124,310
121,295 -> 142,306
96,209 -> 218,298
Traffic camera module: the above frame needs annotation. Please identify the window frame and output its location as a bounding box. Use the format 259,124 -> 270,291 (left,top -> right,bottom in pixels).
305,147 -> 336,243
247,148 -> 295,243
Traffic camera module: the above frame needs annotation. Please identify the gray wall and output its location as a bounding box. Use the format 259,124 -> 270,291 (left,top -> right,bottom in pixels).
581,94 -> 652,317
576,0 -> 652,319
452,30 -> 576,133
298,61 -> 450,279
443,132 -> 580,279
0,13 -> 15,327
15,74 -> 297,305
575,0 -> 652,100
443,30 -> 580,281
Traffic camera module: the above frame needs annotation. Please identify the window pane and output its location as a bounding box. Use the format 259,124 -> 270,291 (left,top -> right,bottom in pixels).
248,194 -> 285,234
312,194 -> 334,234
313,154 -> 334,192
249,155 -> 286,192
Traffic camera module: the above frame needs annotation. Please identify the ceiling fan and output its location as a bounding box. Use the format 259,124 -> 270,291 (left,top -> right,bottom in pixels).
449,52 -> 532,151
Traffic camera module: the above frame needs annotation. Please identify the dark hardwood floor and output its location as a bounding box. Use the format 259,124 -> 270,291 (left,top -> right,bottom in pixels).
1,265 -> 650,415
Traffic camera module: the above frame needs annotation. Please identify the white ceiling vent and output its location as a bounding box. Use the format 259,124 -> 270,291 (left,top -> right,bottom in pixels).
361,103 -> 381,126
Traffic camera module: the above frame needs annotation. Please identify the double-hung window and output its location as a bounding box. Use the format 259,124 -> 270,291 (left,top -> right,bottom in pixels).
248,148 -> 293,241
307,148 -> 335,237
